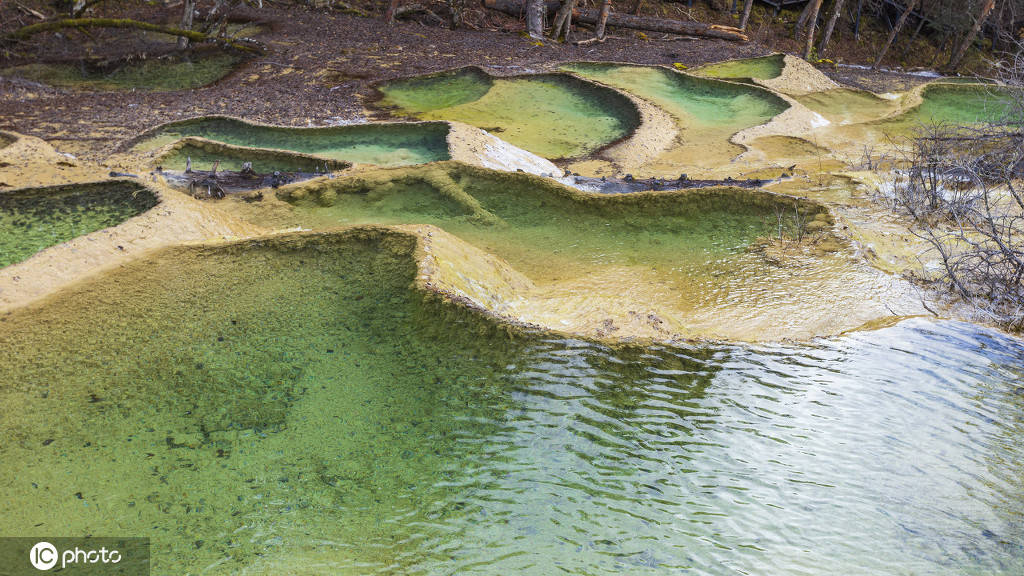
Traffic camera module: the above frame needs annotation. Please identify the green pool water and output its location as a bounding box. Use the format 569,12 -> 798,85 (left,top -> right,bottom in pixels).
132,118 -> 451,166
376,66 -> 494,112
796,88 -> 905,125
0,181 -> 159,268
695,54 -> 785,81
0,52 -> 245,92
275,165 -> 808,287
560,63 -> 789,171
879,83 -> 1017,133
249,165 -> 912,342
375,69 -> 639,159
1,228 -> 1022,575
158,142 -> 344,173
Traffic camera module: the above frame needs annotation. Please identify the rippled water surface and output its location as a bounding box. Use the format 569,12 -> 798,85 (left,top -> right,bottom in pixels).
1,233 -> 1022,575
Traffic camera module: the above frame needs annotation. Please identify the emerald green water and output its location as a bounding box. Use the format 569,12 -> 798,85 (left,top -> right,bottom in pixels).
879,83 -> 1017,133
132,118 -> 450,166
377,67 -> 494,112
560,63 -> 789,169
375,69 -> 638,159
0,52 -> 244,92
158,142 -> 342,173
0,182 -> 159,268
695,54 -> 785,80
275,166 -> 807,286
1,229 -> 1023,575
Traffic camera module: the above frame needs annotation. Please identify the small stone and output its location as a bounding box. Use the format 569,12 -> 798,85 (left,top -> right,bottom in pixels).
166,432 -> 203,449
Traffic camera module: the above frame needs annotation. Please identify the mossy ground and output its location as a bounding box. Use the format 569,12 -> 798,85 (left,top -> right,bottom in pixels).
0,51 -> 246,92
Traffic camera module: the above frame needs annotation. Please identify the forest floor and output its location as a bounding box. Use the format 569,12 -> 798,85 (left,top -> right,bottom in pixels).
0,2 -> 940,162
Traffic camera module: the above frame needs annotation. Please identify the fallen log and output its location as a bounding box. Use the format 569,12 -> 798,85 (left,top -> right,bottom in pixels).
482,0 -> 749,42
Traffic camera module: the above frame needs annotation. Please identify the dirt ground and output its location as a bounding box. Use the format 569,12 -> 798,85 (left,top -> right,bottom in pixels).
0,4 -> 782,160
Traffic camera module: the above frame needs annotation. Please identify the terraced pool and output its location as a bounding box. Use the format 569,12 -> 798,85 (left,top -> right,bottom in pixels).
0,181 -> 159,268
878,82 -> 1017,132
131,117 -> 451,166
795,88 -> 905,125
561,63 -> 789,172
695,53 -> 785,81
156,139 -> 347,173
373,68 -> 639,159
218,164 -> 910,341
3,60 -> 1023,576
1,230 -> 1021,575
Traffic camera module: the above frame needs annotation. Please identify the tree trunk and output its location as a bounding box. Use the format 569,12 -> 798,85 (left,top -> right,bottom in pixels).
818,0 -> 845,58
802,0 -> 824,60
177,0 -> 195,49
794,0 -> 815,39
871,0 -> 919,70
385,0 -> 400,23
448,0 -> 465,28
739,0 -> 753,31
947,0 -> 995,72
595,0 -> 612,39
854,0 -> 863,40
897,7 -> 927,62
526,0 -> 545,39
549,0 -> 577,39
484,0 -> 749,41
929,30 -> 952,68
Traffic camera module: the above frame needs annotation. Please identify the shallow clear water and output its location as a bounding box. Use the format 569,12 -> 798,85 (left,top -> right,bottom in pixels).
158,142 -> 339,173
796,88 -> 904,125
879,83 -> 1017,133
696,54 -> 785,80
0,181 -> 158,268
253,165 -> 909,341
1,232 -> 1022,575
561,63 -> 789,172
132,118 -> 450,166
283,167 -> 799,282
375,69 -> 639,159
